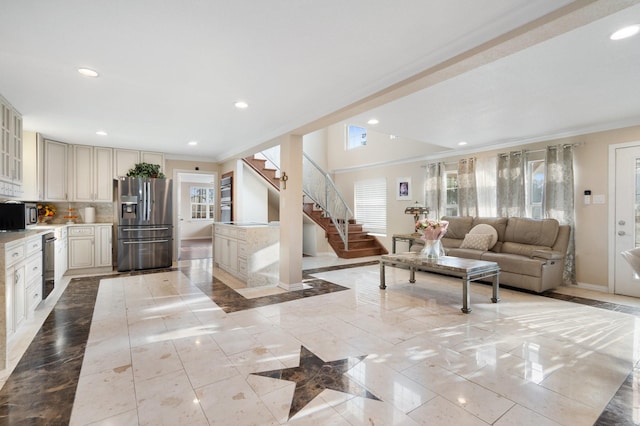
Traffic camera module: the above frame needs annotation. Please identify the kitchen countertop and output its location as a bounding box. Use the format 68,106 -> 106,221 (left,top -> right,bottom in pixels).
0,228 -> 52,245
214,222 -> 277,227
0,223 -> 114,245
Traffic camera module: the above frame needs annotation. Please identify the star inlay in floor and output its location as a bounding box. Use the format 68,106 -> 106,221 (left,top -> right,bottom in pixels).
251,345 -> 381,419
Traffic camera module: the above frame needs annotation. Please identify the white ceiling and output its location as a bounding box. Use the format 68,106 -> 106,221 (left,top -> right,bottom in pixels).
0,1 -> 639,162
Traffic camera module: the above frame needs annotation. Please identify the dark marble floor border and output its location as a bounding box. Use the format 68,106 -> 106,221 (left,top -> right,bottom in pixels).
544,291 -> 640,316
0,275 -> 101,424
0,262 -> 638,424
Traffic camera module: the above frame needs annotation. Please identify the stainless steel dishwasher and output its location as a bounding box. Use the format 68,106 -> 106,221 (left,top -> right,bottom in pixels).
43,231 -> 56,299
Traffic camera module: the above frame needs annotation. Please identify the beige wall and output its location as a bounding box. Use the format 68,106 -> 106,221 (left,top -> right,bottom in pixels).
327,123 -> 448,171
165,159 -> 218,179
330,124 -> 640,291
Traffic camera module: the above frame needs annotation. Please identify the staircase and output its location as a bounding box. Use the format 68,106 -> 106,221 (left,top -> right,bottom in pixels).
302,202 -> 388,258
243,155 -> 388,259
243,156 -> 280,190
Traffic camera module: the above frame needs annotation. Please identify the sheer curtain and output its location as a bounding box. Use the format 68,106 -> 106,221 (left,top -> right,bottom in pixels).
545,144 -> 576,285
457,158 -> 478,217
476,156 -> 497,217
497,151 -> 525,217
424,162 -> 444,219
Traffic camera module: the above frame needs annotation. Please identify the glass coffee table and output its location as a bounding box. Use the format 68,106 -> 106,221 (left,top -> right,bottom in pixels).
379,253 -> 500,313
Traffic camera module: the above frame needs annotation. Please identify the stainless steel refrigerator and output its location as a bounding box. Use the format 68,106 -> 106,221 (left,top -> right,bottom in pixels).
115,177 -> 173,272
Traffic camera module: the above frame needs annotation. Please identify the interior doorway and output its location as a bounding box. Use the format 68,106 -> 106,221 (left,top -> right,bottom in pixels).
173,171 -> 216,261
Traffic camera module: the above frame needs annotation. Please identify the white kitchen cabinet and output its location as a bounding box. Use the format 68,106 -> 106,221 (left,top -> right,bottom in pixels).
55,226 -> 68,283
4,239 -> 26,339
72,145 -> 113,202
6,260 -> 26,337
68,224 -> 112,270
0,95 -> 23,197
216,232 -> 238,274
95,225 -> 113,268
68,226 -> 95,269
114,149 -> 164,179
213,223 -> 279,286
43,139 -> 69,201
141,151 -> 165,172
24,235 -> 43,316
113,148 -> 140,178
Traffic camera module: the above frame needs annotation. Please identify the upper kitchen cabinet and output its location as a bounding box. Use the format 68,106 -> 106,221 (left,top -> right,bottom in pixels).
43,139 -> 69,201
71,145 -> 113,202
0,95 -> 23,197
113,148 -> 139,178
114,149 -> 165,179
141,151 -> 164,172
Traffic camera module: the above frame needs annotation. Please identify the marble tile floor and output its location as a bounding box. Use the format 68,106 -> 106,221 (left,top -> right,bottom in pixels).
179,239 -> 213,261
1,256 -> 640,424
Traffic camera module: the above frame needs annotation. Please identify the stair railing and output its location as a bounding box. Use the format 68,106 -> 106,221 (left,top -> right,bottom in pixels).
258,148 -> 353,251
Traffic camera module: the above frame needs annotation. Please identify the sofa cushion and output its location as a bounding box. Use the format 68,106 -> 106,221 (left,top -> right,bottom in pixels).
501,242 -> 553,258
441,216 -> 473,239
503,217 -> 559,247
481,252 -> 544,277
469,224 -> 498,248
446,248 -> 484,260
460,233 -> 493,251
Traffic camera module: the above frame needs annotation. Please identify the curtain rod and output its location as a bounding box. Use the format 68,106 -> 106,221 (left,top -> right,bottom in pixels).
498,142 -> 581,157
421,157 -> 474,168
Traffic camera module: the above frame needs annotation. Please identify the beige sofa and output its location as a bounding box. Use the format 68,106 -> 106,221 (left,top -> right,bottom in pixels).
410,216 -> 570,293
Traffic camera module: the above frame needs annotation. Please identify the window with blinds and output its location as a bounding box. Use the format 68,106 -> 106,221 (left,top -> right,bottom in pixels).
354,178 -> 387,235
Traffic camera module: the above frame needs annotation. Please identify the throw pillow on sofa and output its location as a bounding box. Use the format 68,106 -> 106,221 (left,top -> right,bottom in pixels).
460,233 -> 493,251
469,223 -> 498,249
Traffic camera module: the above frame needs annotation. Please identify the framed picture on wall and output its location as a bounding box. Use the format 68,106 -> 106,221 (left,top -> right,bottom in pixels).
396,177 -> 411,200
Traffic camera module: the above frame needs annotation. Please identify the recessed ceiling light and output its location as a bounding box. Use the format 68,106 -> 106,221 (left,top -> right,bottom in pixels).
389,135 -> 398,140
610,25 -> 640,40
96,130 -> 107,136
234,101 -> 249,109
188,141 -> 198,146
78,68 -> 99,78
458,141 -> 468,146
367,118 -> 379,125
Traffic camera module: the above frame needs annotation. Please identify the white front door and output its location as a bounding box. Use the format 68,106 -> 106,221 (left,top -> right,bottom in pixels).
614,145 -> 640,296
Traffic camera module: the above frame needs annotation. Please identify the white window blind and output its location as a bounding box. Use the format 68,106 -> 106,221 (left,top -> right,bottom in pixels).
354,178 -> 386,235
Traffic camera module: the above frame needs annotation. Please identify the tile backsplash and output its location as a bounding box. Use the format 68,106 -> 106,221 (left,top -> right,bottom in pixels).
39,202 -> 113,224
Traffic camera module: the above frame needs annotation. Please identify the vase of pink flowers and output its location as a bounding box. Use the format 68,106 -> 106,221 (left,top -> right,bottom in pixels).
416,219 -> 449,259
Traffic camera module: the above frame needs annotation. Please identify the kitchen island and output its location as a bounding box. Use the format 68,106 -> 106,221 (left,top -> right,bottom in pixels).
213,222 -> 279,287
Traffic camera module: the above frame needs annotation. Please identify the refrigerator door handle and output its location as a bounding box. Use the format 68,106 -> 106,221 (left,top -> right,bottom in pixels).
141,181 -> 147,221
123,239 -> 169,245
146,181 -> 152,221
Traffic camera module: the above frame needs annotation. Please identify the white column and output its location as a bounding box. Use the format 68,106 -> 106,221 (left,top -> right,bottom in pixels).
278,134 -> 304,290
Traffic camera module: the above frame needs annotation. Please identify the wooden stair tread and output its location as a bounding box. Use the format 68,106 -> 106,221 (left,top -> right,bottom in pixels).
248,156 -> 389,259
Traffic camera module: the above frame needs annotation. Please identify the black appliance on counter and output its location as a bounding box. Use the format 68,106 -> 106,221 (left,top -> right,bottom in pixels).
42,232 -> 56,299
114,177 -> 173,272
0,201 -> 38,231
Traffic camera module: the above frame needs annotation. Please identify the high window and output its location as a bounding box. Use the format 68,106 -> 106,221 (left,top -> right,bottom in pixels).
354,178 -> 386,235
346,125 -> 367,150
